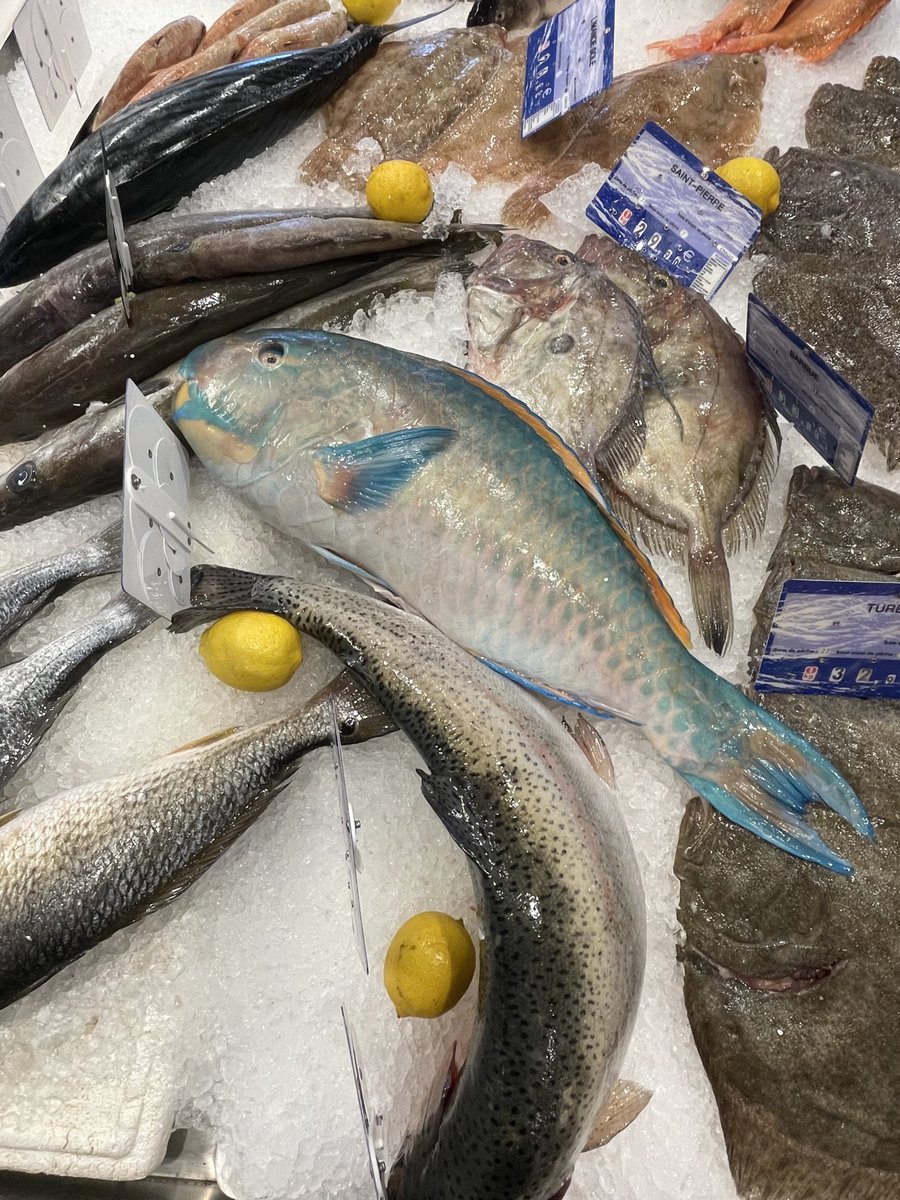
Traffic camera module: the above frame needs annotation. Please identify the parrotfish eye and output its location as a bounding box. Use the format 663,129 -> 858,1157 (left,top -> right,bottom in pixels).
553,253 -> 573,266
549,333 -> 575,354
6,461 -> 36,493
257,340 -> 286,369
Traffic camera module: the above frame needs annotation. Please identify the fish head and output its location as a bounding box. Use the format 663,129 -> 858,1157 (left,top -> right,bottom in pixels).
466,236 -> 596,377
173,329 -> 342,488
577,235 -> 678,310
676,702 -> 900,1195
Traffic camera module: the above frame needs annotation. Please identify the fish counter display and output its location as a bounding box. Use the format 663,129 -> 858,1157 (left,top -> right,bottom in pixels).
0,0 -> 899,1198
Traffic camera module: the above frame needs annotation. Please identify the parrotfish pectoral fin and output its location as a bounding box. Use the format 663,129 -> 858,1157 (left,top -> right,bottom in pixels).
479,656 -> 641,724
417,770 -> 502,878
583,1079 -> 652,1152
312,427 -> 457,514
681,700 -> 874,874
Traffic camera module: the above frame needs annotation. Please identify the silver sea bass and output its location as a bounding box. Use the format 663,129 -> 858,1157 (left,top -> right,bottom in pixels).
174,564 -> 646,1200
0,670 -> 394,1008
0,591 -> 156,792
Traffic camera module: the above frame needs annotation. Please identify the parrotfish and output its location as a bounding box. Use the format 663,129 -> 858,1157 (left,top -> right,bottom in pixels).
172,329 -> 872,871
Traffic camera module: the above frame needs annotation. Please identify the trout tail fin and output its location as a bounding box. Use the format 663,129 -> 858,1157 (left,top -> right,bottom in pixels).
169,564 -> 279,631
680,692 -> 873,875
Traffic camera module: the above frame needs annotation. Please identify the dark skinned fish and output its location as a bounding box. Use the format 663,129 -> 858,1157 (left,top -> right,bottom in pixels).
677,465 -> 900,1200
754,253 -> 900,470
0,521 -> 120,647
0,256 -> 397,444
757,147 -> 900,258
577,235 -> 778,655
0,211 -> 486,376
172,564 -> 645,1200
0,13 -> 440,287
806,77 -> 900,169
0,252 -> 470,532
865,54 -> 900,94
466,0 -> 570,28
0,591 -> 156,793
0,669 -> 395,1006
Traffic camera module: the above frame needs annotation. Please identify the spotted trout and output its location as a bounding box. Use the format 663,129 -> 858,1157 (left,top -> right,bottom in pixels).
173,563 -> 646,1200
172,330 -> 871,871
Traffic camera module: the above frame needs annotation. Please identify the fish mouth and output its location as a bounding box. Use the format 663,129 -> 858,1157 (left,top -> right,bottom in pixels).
682,944 -> 845,994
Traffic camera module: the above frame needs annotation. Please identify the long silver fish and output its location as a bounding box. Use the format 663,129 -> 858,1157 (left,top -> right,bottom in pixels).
0,591 -> 156,792
577,235 -> 778,655
173,563 -> 646,1200
466,236 -> 655,476
172,328 -> 871,872
0,520 -> 121,646
0,669 -> 394,1006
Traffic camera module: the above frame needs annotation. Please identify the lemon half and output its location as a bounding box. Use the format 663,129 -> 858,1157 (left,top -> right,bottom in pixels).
343,0 -> 399,22
199,611 -> 303,692
384,911 -> 476,1019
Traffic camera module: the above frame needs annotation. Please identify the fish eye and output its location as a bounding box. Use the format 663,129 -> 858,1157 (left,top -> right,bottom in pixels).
553,253 -> 573,266
6,461 -> 36,492
340,718 -> 358,736
257,340 -> 285,368
652,274 -> 672,290
549,333 -> 575,354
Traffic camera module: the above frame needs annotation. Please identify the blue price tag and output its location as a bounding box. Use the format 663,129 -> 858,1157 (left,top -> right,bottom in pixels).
756,579 -> 900,699
746,294 -> 874,485
585,122 -> 761,297
521,0 -> 614,137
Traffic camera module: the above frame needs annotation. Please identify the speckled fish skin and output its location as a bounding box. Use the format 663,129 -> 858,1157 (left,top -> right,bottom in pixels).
677,467 -> 900,1200
0,254 -> 460,533
0,669 -> 394,1008
0,592 -> 156,793
172,329 -> 872,872
466,236 -> 653,477
758,147 -> 900,258
576,235 -> 777,655
806,80 -> 900,169
754,253 -> 900,470
0,521 -> 121,647
175,564 -> 645,1200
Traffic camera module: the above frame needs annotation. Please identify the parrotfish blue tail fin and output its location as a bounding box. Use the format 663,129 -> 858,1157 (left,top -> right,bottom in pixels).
680,697 -> 873,875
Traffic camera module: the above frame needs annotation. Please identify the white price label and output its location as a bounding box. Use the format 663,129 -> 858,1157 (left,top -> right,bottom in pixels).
0,77 -> 43,232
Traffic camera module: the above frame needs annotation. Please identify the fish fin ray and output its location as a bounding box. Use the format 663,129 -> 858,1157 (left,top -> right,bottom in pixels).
687,523 -> 733,656
583,1079 -> 653,1152
723,410 -> 780,555
171,565 -> 278,633
308,544 -> 423,615
417,769 -> 500,877
565,714 -> 616,787
477,656 -> 642,724
680,698 -> 874,874
312,427 -> 457,513
602,488 -> 686,562
440,362 -> 692,649
166,726 -> 241,754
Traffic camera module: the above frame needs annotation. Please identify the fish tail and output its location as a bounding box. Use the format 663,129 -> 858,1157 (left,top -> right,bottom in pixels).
169,564 -> 279,632
679,693 -> 873,875
687,522 -> 733,656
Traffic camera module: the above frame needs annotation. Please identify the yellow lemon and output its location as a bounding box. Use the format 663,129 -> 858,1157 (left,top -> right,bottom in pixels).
715,156 -> 781,216
384,911 -> 476,1019
198,611 -> 302,692
343,0 -> 399,21
365,160 -> 434,224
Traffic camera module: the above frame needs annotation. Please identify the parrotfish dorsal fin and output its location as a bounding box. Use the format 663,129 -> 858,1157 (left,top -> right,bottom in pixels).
445,364 -> 693,650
